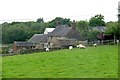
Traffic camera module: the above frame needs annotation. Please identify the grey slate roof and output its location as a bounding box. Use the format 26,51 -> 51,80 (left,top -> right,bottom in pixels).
90,26 -> 106,32
49,25 -> 71,37
49,25 -> 81,40
66,29 -> 81,40
14,41 -> 35,46
28,34 -> 47,43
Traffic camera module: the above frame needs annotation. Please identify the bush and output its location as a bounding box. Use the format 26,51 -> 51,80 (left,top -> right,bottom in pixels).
109,42 -> 115,45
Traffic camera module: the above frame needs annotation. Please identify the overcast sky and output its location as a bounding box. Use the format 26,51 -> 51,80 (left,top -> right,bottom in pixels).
0,0 -> 119,23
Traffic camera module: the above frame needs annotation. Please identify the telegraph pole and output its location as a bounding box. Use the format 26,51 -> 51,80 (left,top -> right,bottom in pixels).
118,1 -> 120,78
118,1 -> 120,40
118,2 -> 120,45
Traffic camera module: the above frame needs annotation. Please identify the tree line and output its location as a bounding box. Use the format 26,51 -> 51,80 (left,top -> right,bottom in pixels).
1,14 -> 119,44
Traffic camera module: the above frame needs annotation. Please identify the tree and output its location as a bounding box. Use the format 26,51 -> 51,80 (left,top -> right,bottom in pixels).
36,18 -> 44,23
89,14 -> 105,27
2,21 -> 46,44
105,21 -> 119,39
76,20 -> 89,40
87,30 -> 100,41
48,17 -> 71,28
76,20 -> 89,31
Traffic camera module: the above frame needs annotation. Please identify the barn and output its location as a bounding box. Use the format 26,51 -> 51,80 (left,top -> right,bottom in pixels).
13,41 -> 35,53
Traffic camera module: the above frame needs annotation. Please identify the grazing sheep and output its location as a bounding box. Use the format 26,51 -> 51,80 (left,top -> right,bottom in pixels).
76,45 -> 80,48
79,44 -> 86,49
69,46 -> 73,50
93,43 -> 97,47
46,48 -> 49,52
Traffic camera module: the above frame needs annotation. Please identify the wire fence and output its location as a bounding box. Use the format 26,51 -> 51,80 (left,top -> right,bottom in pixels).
87,39 -> 119,46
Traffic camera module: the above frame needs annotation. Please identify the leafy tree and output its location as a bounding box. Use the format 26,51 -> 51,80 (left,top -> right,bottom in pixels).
105,21 -> 119,39
76,20 -> 89,40
76,20 -> 89,31
36,18 -> 44,23
48,17 -> 71,28
89,14 -> 105,27
2,21 -> 46,44
87,30 -> 100,41
2,24 -> 28,43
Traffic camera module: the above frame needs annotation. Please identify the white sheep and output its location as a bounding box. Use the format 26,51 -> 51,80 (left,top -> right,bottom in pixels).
69,46 -> 73,50
46,48 -> 49,52
79,44 -> 86,49
93,43 -> 97,47
76,45 -> 80,48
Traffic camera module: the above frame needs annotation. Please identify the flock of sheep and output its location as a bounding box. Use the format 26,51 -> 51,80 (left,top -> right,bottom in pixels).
45,43 -> 97,51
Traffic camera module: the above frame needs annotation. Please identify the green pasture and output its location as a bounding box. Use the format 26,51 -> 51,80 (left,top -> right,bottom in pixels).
2,45 -> 118,78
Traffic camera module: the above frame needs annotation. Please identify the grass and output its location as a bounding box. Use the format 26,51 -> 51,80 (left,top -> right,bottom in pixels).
2,45 -> 118,78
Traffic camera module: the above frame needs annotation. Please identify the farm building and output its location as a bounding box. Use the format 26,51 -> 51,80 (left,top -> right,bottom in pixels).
28,34 -> 48,49
13,41 -> 35,53
47,21 -> 81,48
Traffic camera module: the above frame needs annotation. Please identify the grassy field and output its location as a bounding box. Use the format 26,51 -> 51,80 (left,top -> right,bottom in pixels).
2,45 -> 118,78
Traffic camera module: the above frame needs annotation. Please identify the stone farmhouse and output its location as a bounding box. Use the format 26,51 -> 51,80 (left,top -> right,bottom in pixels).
47,21 -> 81,48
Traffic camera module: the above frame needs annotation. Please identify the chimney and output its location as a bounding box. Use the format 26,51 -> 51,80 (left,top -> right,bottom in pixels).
56,21 -> 61,27
71,20 -> 76,29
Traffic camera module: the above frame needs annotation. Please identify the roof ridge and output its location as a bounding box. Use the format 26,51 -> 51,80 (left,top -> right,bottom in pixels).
39,34 -> 47,42
63,27 -> 72,36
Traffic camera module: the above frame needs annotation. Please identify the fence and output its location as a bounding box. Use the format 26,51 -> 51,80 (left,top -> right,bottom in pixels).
87,39 -> 119,46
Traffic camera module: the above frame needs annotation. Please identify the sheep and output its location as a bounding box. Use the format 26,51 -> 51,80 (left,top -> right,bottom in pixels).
79,44 -> 86,49
76,45 -> 80,48
77,44 -> 86,49
46,48 -> 49,52
69,46 -> 73,50
93,43 -> 97,47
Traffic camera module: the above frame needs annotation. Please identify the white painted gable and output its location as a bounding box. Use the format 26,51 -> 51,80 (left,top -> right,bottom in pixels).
44,28 -> 55,34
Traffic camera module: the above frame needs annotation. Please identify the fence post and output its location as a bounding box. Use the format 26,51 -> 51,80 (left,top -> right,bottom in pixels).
117,40 -> 119,45
102,39 -> 103,45
108,40 -> 110,45
114,35 -> 116,45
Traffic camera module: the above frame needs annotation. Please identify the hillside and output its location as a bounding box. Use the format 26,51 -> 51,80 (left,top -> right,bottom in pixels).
2,45 -> 118,78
